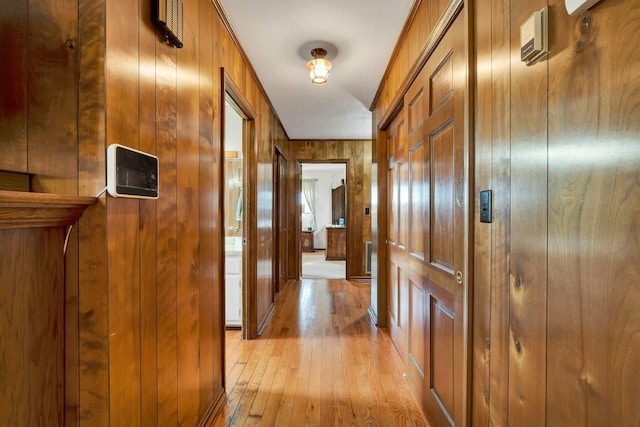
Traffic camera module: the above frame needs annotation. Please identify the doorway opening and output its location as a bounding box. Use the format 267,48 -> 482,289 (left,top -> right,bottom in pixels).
223,96 -> 245,332
300,162 -> 347,280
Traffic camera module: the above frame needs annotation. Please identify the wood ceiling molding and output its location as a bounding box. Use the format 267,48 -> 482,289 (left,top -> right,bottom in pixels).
211,0 -> 290,140
373,0 -> 464,130
370,0 -> 423,111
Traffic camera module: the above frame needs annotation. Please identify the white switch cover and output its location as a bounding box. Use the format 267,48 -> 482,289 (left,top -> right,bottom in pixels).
565,0 -> 602,15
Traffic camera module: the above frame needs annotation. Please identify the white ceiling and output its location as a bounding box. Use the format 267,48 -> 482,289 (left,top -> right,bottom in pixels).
217,0 -> 414,140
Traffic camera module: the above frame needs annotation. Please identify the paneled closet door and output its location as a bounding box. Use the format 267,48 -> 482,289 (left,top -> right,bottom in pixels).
386,109 -> 409,360
404,12 -> 468,427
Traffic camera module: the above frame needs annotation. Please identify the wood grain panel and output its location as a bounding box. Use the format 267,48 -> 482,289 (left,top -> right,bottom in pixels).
398,267 -> 410,352
388,166 -> 398,244
429,54 -> 454,113
407,88 -> 424,149
256,113 -> 275,334
75,0 -> 108,423
0,228 -> 65,426
138,0 -> 158,424
430,123 -> 454,272
474,0 -> 513,424
210,11 -> 224,405
417,2 -> 432,51
77,200 -> 109,426
105,0 -> 141,423
508,0 -> 548,424
546,0 -> 640,425
471,0 -> 495,423
27,0 -> 78,195
487,0 -> 512,422
0,0 -> 28,172
430,298 -> 454,420
398,162 -> 409,249
408,277 -> 427,408
430,0 -> 451,32
409,143 -> 426,261
155,36 -> 179,424
388,261 -> 399,341
177,0 -> 202,421
64,218 -> 80,425
198,0 -> 218,417
107,199 -> 141,426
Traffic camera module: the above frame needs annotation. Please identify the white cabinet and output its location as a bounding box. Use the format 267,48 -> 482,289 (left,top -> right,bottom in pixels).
225,252 -> 242,327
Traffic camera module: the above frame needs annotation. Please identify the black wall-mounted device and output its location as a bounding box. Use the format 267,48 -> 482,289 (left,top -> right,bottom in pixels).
107,144 -> 159,199
156,0 -> 184,48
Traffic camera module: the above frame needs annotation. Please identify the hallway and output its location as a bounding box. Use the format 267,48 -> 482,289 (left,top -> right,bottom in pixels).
215,279 -> 429,426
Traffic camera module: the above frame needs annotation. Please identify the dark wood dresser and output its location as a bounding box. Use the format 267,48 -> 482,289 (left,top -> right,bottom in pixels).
301,230 -> 315,252
326,227 -> 346,260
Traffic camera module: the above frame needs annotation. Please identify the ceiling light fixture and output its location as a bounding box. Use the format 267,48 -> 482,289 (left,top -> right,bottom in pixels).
306,48 -> 332,85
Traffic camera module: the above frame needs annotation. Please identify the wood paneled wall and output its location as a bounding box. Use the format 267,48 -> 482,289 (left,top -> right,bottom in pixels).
0,0 -> 284,424
285,140 -> 372,280
373,0 -> 640,424
473,0 -> 640,424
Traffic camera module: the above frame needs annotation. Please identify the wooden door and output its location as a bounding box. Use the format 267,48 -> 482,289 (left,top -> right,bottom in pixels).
275,151 -> 288,293
386,109 -> 409,360
387,13 -> 469,426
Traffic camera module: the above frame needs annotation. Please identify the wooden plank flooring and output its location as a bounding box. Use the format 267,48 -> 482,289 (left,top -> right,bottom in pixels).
213,279 -> 430,426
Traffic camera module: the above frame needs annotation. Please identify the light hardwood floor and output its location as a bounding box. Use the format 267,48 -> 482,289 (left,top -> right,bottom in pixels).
213,278 -> 430,426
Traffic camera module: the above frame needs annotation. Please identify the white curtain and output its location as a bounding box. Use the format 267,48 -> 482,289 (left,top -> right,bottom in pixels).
302,179 -> 318,230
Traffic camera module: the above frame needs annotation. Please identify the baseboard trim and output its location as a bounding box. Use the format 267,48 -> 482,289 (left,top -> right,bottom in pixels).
368,306 -> 379,326
257,303 -> 275,336
199,389 -> 226,427
348,276 -> 372,284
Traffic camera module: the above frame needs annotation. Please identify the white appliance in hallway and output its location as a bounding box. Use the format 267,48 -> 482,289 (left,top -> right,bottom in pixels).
225,237 -> 242,327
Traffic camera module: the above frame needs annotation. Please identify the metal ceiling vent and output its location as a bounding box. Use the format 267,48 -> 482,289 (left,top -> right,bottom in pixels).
156,0 -> 184,48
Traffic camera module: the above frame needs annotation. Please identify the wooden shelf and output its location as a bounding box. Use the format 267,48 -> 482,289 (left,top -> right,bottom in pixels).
0,190 -> 96,229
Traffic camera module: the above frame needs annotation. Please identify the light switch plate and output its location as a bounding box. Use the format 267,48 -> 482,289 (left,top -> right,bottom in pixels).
480,190 -> 492,223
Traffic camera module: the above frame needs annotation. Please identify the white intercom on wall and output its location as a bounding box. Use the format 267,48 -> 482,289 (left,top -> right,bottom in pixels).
107,144 -> 159,199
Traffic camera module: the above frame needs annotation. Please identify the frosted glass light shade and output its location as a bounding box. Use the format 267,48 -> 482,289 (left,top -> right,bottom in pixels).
306,48 -> 332,85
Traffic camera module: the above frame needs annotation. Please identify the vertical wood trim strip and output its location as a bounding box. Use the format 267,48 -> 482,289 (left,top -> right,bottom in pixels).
105,0 -> 142,423
472,0 -> 493,422
198,0 -> 217,416
155,38 -> 179,424
176,0 -> 202,421
27,0 -> 78,194
508,0 -> 548,423
76,0 -> 109,423
138,0 -> 158,424
210,11 -> 224,398
0,0 -> 28,172
488,0 -> 512,424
